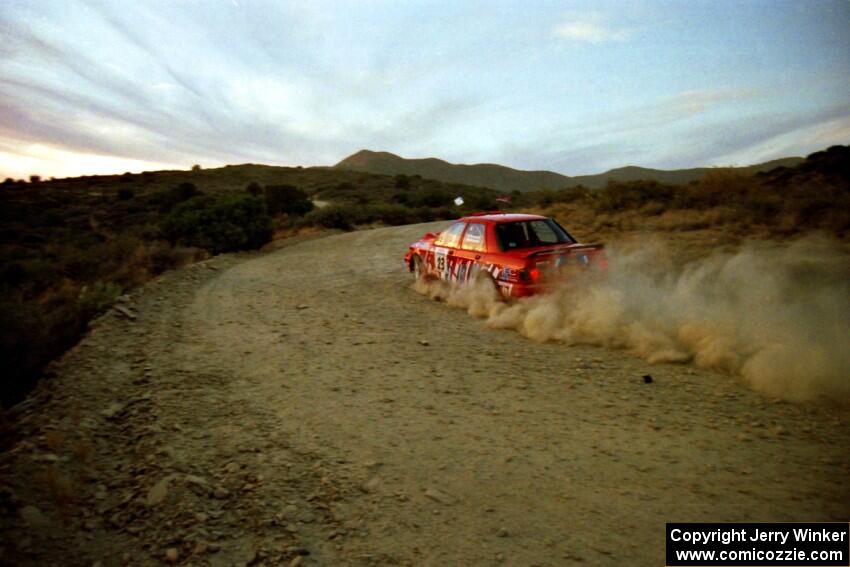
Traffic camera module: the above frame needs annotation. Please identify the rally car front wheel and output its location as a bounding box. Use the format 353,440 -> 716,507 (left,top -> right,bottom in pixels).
411,254 -> 424,280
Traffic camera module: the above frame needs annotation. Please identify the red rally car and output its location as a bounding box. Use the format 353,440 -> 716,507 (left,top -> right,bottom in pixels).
404,212 -> 606,298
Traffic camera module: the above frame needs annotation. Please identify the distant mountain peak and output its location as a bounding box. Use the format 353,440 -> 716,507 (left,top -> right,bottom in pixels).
336,149 -> 403,167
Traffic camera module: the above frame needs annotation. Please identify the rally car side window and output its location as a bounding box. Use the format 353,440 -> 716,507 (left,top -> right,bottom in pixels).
434,222 -> 466,248
460,222 -> 487,252
495,219 -> 574,250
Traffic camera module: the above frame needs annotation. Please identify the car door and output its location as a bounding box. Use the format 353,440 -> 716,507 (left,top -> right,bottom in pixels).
431,221 -> 466,281
453,221 -> 488,284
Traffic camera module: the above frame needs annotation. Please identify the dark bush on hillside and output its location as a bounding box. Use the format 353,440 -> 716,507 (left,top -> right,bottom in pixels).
395,175 -> 410,189
305,205 -> 355,230
152,182 -> 202,211
304,203 -> 458,230
410,189 -> 453,208
0,297 -> 63,406
264,184 -> 314,216
246,182 -> 262,196
594,180 -> 675,212
118,188 -> 134,200
162,194 -> 273,254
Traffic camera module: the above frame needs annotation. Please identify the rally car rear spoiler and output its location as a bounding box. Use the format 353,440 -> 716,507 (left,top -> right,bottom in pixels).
528,243 -> 605,258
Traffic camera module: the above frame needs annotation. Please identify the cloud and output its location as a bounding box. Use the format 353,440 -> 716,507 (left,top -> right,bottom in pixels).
553,17 -> 628,43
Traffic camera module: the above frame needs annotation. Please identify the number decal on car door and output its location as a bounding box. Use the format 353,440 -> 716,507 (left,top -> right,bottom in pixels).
433,247 -> 449,280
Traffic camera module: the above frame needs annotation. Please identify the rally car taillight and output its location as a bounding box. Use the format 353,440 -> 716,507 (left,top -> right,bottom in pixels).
519,264 -> 542,282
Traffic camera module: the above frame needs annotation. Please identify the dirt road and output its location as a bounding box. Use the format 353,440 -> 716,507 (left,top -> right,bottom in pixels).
1,223 -> 848,566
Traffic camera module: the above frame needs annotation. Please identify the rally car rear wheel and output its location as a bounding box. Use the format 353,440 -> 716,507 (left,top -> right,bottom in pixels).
474,270 -> 502,300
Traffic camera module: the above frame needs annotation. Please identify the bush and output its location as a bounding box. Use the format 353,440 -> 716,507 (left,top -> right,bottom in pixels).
0,290 -> 92,406
304,203 -> 450,230
162,194 -> 273,254
264,185 -> 314,216
78,281 -> 123,314
410,189 -> 452,208
594,180 -> 674,212
304,204 -> 357,230
395,175 -> 410,189
152,182 -> 202,211
117,188 -> 134,200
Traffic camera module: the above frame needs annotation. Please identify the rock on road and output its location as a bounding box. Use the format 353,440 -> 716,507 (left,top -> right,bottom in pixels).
1,222 -> 848,566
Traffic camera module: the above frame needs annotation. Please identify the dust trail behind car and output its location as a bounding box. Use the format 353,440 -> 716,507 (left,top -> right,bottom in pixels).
414,234 -> 850,403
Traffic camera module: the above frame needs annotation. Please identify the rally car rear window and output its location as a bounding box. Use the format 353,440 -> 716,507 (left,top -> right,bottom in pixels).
495,219 -> 574,251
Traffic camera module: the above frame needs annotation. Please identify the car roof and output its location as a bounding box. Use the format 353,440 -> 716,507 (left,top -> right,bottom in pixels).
460,212 -> 548,223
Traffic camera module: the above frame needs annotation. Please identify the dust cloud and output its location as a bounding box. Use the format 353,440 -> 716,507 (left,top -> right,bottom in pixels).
414,235 -> 850,402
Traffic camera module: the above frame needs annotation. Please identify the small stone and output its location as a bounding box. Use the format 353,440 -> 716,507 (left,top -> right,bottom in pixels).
185,475 -> 207,487
289,556 -> 303,566
114,305 -> 137,321
642,375 -> 653,384
418,340 -> 429,346
295,304 -> 310,310
145,478 -> 170,507
361,477 -> 381,493
497,527 -> 510,538
165,548 -> 179,563
100,403 -> 125,420
195,512 -> 208,523
424,487 -> 455,505
213,487 -> 230,499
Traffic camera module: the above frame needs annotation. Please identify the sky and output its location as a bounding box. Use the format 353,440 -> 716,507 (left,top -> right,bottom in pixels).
0,0 -> 848,179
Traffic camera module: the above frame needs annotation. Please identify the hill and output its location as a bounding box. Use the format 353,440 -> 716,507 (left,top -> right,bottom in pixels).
335,149 -> 804,192
335,150 -> 569,193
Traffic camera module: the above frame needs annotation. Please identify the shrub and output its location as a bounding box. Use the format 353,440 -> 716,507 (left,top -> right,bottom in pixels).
162,194 -> 273,254
594,180 -> 674,212
78,281 -> 123,314
117,188 -> 134,200
395,175 -> 410,189
410,189 -> 452,208
246,182 -> 262,196
264,185 -> 314,216
304,204 -> 356,230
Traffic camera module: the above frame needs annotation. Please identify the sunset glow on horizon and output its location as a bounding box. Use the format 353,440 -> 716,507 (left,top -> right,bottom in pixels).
1,0 -> 848,180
